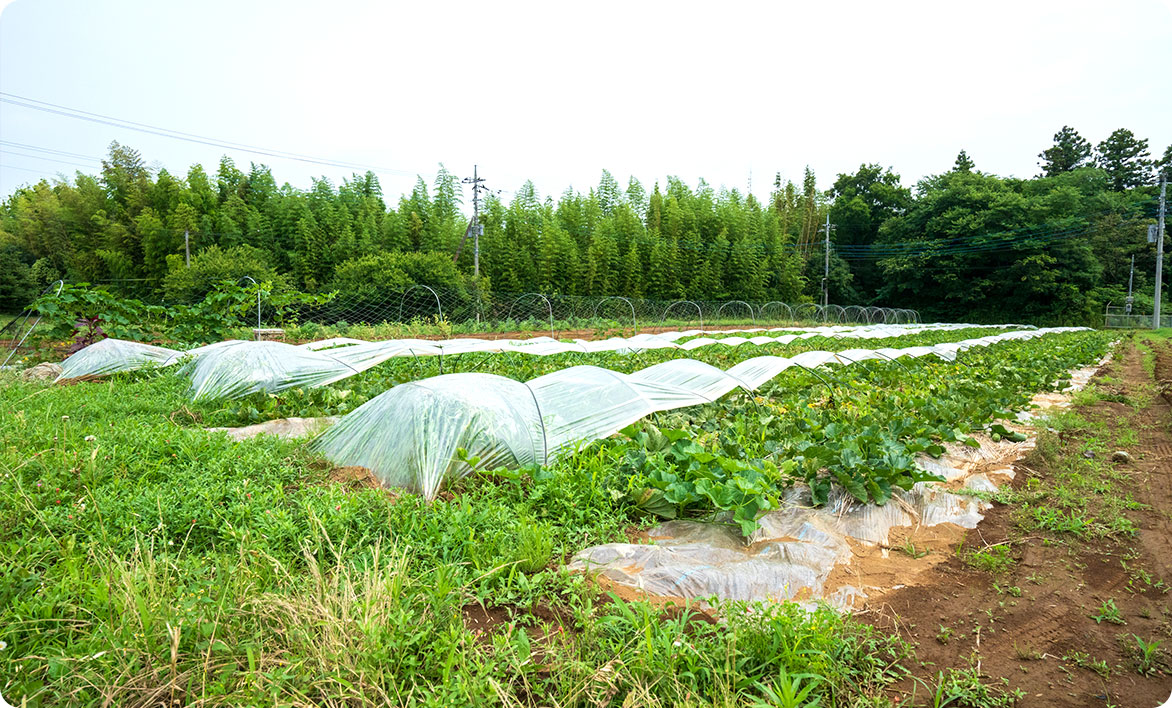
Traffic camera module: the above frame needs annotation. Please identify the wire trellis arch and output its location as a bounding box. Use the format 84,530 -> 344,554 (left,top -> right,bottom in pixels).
504,293 -> 556,339
716,300 -> 756,324
396,284 -> 444,324
661,300 -> 703,332
591,296 -> 638,333
758,301 -> 794,324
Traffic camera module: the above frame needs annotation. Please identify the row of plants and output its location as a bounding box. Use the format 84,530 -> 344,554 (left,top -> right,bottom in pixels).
606,331 -> 1109,534
191,326 -> 1018,424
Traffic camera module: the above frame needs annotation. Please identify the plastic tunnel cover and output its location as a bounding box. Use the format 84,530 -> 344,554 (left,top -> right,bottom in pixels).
315,374 -> 545,498
55,338 -> 180,380
182,340 -> 401,401
314,327 -> 1091,500
52,322 -> 1033,393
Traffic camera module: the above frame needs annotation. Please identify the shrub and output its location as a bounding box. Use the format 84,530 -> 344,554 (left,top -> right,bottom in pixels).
330,251 -> 471,301
32,283 -> 166,340
162,245 -> 285,303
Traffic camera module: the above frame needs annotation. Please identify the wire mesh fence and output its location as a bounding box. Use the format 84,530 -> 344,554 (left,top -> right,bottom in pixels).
261,287 -> 922,339
0,281 -> 923,360
1103,304 -> 1172,329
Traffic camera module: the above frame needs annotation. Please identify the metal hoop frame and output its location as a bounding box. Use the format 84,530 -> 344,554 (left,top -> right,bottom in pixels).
397,284 -> 444,324
758,301 -> 794,325
591,296 -> 638,333
716,300 -> 756,324
661,300 -> 703,332
505,292 -> 555,339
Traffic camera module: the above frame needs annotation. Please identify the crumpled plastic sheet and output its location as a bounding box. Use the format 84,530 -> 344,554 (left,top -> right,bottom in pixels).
315,327 -> 1089,499
568,438 -> 1028,604
54,322 -> 1031,396
568,357 -> 1109,609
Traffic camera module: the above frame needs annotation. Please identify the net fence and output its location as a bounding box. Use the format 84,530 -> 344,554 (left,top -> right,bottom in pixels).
1103,304 -> 1172,329
256,287 -> 922,337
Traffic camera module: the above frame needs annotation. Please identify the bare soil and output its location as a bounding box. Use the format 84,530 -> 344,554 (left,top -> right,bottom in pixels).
863,339 -> 1172,707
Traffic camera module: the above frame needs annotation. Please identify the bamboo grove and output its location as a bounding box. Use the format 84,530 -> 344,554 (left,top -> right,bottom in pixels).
1,127 -> 1169,325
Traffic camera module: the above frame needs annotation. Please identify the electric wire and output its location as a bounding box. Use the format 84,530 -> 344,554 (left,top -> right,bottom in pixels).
0,92 -> 420,177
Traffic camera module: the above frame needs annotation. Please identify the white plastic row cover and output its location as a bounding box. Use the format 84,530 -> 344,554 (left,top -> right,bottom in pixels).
314,327 -> 1089,500
55,322 -> 1028,400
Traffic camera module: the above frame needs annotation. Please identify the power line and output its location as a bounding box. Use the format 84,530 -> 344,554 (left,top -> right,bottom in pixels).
0,163 -> 79,176
0,92 -> 421,177
0,149 -> 97,170
0,140 -> 103,163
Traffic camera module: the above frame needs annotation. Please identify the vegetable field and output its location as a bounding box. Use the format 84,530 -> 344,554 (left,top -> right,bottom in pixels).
2,324 -> 1155,707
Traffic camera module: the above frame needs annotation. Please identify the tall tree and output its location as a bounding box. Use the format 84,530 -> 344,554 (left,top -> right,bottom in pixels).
953,150 -> 975,173
1157,144 -> 1172,178
829,164 -> 911,302
1038,126 -> 1093,176
1097,128 -> 1152,191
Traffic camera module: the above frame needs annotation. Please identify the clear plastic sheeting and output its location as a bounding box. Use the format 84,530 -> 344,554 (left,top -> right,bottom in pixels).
568,356 -> 1110,609
315,374 -> 545,496
315,327 -> 1089,499
55,338 -> 180,379
180,340 -> 399,401
51,322 -> 1029,395
567,451 -> 1000,604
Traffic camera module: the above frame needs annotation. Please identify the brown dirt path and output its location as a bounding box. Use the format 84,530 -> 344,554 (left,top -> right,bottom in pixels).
863,338 -> 1172,707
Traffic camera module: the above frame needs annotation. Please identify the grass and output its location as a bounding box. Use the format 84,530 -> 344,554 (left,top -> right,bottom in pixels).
999,423 -> 1141,541
0,367 -> 915,706
921,666 -> 1024,707
963,544 -> 1015,574
1125,634 -> 1168,675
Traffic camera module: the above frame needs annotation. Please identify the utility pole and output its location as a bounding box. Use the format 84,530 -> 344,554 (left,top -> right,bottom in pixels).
184,229 -> 190,267
461,166 -> 487,280
1155,171 -> 1167,329
1126,255 -> 1134,315
820,213 -> 835,308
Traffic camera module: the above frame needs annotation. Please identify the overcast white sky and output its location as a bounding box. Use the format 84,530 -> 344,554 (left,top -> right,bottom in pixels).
1,0 -> 1170,206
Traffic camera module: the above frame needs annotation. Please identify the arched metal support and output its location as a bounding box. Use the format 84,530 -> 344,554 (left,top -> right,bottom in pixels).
794,303 -> 819,324
758,301 -> 794,325
239,276 -> 262,329
869,349 -> 915,374
592,296 -> 637,334
792,363 -> 851,402
397,284 -> 444,324
505,292 -> 555,339
716,300 -> 756,325
662,300 -> 703,332
843,305 -> 867,324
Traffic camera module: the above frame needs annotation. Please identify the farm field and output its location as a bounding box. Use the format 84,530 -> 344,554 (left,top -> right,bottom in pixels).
1,326 -> 1168,707
2,1 -> 1170,706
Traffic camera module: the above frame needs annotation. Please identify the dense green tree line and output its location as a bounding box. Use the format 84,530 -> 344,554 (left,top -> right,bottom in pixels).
1,126 -> 1168,324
